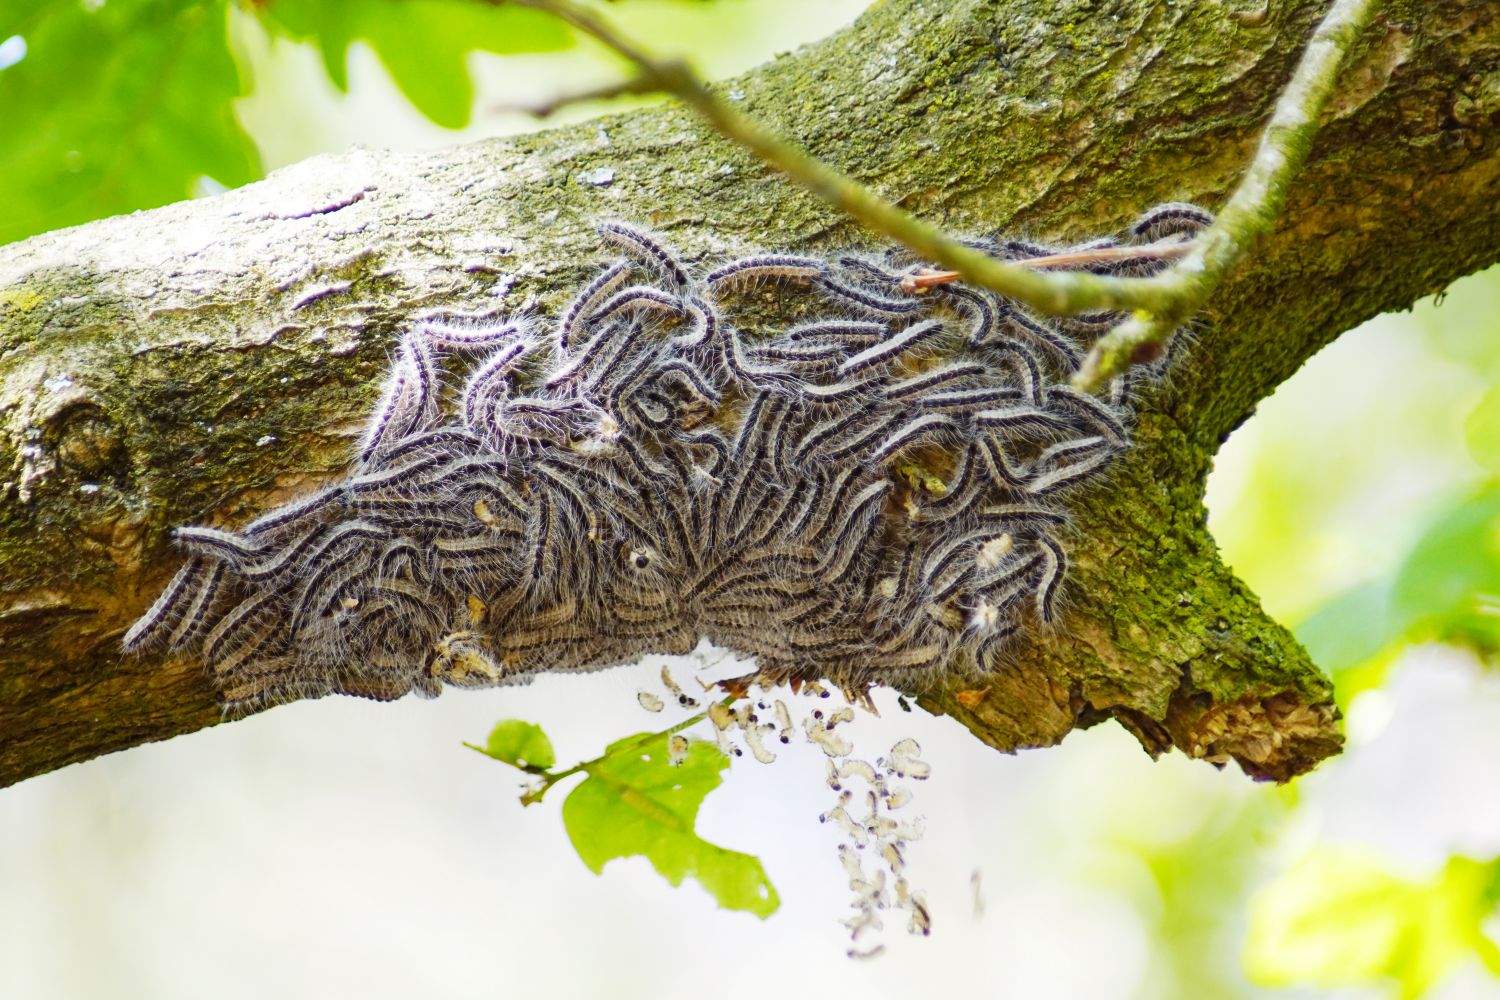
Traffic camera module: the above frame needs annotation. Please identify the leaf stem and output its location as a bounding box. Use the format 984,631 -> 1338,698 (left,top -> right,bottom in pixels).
469,697 -> 734,806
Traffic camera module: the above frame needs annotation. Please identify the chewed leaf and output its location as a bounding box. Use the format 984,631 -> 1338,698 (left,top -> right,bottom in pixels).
480,720 -> 557,770
562,733 -> 780,918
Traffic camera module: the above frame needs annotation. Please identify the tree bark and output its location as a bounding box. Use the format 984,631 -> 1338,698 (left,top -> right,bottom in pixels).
2,0 -> 1496,787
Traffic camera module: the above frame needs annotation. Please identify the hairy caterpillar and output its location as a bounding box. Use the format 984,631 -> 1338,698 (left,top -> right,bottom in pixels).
124,207 -> 1209,714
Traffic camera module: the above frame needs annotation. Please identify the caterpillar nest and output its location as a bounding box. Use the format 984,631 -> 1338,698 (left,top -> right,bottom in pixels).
124,206 -> 1212,714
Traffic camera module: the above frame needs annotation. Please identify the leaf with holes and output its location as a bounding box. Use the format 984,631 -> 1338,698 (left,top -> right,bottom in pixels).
562,732 -> 779,918
477,720 -> 557,770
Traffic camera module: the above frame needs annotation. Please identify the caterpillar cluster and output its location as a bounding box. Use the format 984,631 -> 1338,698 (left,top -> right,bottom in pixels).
124,206 -> 1211,713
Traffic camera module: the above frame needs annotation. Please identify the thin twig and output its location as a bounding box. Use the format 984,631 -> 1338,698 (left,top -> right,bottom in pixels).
497,74 -> 663,118
494,0 -> 1175,318
899,241 -> 1196,293
495,0 -> 1377,393
1073,0 -> 1381,390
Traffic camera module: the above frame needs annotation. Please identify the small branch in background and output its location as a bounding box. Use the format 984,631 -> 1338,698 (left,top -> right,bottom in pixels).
496,74 -> 662,118
495,0 -> 1170,317
497,0 -> 1378,393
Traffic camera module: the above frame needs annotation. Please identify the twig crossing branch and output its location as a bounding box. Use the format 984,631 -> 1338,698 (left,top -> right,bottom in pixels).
499,0 -> 1380,392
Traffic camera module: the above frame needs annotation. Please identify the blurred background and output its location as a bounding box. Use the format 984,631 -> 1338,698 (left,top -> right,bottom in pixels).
3,2 -> 1499,998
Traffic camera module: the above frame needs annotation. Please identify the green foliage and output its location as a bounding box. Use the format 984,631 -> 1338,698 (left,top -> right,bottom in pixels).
0,0 -> 259,245
562,732 -> 780,918
1391,488 -> 1500,652
1295,485 -> 1500,706
1466,382 -> 1500,474
1129,797 -> 1282,999
0,0 -> 576,246
1295,580 -> 1396,681
473,719 -> 780,919
1246,850 -> 1500,999
253,0 -> 571,129
1,0 -> 745,246
476,719 -> 557,770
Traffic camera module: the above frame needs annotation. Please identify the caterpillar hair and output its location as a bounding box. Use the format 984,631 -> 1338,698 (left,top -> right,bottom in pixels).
128,206 -> 1210,713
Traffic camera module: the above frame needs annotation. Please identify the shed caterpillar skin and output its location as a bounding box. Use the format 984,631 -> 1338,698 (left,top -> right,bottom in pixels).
126,209 -> 1209,714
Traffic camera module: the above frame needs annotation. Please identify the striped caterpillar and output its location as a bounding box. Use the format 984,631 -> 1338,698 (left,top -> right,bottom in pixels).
124,206 -> 1210,714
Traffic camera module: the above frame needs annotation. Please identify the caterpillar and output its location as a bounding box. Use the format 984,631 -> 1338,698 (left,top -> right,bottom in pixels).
123,208 -> 1209,714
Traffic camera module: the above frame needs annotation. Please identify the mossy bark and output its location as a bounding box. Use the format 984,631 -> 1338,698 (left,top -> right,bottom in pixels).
2,0 -> 1497,786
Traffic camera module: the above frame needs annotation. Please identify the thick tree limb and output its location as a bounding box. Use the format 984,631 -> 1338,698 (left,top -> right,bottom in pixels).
2,0 -> 1497,787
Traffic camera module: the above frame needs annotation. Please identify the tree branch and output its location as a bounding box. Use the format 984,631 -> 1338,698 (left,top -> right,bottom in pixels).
3,0 -> 1497,786
496,74 -> 663,119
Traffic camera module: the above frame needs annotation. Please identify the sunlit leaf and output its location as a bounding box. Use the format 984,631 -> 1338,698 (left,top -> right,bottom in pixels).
1247,850 -> 1500,999
254,0 -> 573,129
1466,382 -> 1500,475
1392,487 -> 1500,653
1294,487 -> 1500,698
479,719 -> 557,770
561,732 -> 779,918
0,0 -> 260,245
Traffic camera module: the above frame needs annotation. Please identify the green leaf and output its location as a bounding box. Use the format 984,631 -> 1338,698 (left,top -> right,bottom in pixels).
1293,581 -> 1407,706
0,0 -> 261,245
562,733 -> 780,918
254,0 -> 573,129
1294,487 -> 1500,697
1247,850 -> 1500,999
1467,382 -> 1500,474
479,720 -> 557,770
1391,487 -> 1500,653
1295,581 -> 1397,678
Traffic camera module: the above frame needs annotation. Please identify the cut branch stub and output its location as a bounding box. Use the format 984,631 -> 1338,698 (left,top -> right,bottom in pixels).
923,485 -> 1342,784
